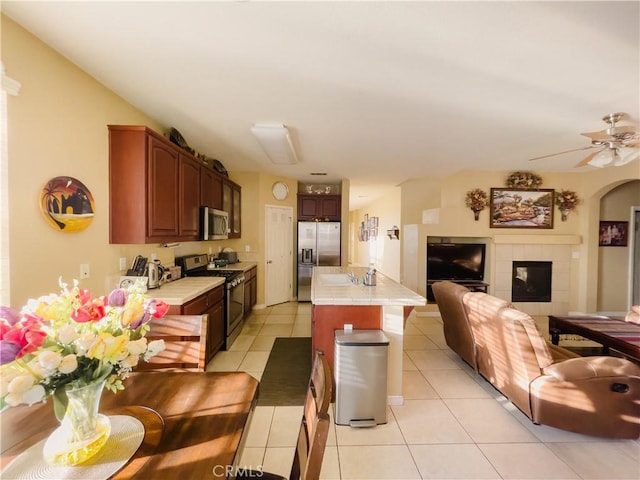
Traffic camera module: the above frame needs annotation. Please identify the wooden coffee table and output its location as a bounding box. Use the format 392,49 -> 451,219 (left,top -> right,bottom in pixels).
549,315 -> 640,361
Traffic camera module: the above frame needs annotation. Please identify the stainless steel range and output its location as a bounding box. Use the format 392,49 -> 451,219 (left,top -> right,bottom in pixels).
176,254 -> 245,349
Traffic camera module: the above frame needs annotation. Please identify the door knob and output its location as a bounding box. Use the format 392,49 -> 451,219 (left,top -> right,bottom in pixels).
267,260 -> 273,264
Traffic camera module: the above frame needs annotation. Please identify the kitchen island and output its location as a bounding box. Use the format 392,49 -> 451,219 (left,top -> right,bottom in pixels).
311,266 -> 426,404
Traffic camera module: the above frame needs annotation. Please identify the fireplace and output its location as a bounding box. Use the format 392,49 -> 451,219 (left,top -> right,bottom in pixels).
512,261 -> 552,302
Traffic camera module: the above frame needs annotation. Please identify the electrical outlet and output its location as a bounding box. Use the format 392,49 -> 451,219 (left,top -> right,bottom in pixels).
119,257 -> 127,270
80,263 -> 90,279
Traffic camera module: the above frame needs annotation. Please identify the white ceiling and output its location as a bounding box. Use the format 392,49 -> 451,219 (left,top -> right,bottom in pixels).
4,1 -> 639,209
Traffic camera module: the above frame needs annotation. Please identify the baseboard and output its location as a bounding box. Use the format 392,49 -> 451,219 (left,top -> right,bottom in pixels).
252,303 -> 267,310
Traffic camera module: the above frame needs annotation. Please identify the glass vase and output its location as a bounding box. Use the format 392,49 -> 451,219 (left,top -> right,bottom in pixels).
43,379 -> 111,466
560,208 -> 569,221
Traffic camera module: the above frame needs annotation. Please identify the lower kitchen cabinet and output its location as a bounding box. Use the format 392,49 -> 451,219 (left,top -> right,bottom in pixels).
244,266 -> 257,316
167,285 -> 224,364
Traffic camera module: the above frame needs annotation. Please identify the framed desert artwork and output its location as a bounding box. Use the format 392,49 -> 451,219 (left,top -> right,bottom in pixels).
490,188 -> 554,229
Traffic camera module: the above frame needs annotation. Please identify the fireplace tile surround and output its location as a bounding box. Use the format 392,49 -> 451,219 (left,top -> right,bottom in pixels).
494,243 -> 572,316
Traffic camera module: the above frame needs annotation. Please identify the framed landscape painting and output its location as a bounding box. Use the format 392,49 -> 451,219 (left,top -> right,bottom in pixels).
490,188 -> 554,228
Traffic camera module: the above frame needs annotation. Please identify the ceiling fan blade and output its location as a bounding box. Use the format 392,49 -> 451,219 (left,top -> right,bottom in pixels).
528,145 -> 596,161
580,130 -> 610,141
574,149 -> 603,167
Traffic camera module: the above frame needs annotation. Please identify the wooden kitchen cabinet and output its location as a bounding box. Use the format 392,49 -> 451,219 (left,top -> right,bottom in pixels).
200,165 -> 223,210
109,125 -> 239,244
222,178 -> 242,238
244,266 -> 257,316
179,154 -> 201,238
297,194 -> 341,221
167,284 -> 225,364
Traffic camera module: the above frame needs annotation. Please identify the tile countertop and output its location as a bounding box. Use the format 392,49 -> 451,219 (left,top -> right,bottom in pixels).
148,277 -> 224,306
311,266 -> 426,306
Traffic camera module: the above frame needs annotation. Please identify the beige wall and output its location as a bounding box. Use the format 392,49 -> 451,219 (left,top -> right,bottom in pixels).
598,180 -> 640,312
350,187 -> 402,281
3,16 -> 165,305
4,14 -> 639,314
398,169 -> 640,313
2,16 -> 297,307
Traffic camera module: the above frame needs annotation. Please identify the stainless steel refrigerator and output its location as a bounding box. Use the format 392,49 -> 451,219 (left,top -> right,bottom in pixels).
297,221 -> 341,301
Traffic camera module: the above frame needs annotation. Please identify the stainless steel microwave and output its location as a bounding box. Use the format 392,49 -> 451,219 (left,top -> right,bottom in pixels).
201,207 -> 229,240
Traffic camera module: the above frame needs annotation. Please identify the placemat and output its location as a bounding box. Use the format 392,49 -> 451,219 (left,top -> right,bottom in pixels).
1,415 -> 144,480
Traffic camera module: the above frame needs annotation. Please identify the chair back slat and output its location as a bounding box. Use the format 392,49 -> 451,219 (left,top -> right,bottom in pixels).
289,350 -> 332,480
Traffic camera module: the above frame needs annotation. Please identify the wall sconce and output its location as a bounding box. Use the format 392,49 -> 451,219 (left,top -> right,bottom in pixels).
250,123 -> 299,165
387,226 -> 400,240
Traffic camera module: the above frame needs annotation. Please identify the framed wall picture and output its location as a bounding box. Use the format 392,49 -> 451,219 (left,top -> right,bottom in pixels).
599,221 -> 629,246
489,188 -> 554,229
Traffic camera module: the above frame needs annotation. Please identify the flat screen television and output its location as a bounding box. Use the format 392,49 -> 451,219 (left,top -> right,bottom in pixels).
427,243 -> 486,281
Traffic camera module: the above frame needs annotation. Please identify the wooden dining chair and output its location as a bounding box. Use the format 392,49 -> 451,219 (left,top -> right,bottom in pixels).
237,349 -> 332,480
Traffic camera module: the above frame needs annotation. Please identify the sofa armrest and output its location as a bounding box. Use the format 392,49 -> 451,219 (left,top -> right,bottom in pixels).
542,356 -> 640,381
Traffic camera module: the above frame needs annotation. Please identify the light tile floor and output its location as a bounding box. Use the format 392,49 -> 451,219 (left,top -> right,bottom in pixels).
206,302 -> 640,480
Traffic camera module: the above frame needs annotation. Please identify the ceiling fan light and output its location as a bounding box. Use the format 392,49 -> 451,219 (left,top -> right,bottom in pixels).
587,149 -> 615,168
614,148 -> 640,166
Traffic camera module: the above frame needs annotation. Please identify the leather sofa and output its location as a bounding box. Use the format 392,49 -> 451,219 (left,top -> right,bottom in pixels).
432,280 -> 640,439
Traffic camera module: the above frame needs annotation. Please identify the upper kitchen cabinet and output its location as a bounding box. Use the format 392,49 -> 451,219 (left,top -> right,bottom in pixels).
109,125 -> 201,244
179,153 -> 201,238
222,178 -> 241,238
297,194 -> 341,221
200,165 -> 222,210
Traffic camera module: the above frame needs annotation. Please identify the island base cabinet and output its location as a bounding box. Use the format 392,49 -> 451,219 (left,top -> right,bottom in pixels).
311,304 -> 382,400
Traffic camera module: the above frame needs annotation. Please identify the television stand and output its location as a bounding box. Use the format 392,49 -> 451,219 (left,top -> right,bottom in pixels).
426,280 -> 489,302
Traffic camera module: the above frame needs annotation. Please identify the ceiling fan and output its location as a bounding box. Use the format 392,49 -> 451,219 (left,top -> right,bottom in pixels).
529,112 -> 640,168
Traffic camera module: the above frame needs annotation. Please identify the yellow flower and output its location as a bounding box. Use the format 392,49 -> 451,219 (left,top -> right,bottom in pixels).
121,305 -> 144,328
86,333 -> 129,363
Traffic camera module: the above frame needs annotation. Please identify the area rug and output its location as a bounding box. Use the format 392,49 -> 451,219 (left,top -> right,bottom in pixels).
258,337 -> 311,406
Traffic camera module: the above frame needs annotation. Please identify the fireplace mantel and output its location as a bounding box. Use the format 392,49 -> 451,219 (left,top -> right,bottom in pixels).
493,234 -> 581,245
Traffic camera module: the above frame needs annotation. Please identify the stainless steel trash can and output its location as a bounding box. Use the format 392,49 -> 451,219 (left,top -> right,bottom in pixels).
334,329 -> 389,427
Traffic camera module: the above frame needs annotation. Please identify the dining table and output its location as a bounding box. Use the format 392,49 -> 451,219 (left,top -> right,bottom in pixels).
1,370 -> 259,479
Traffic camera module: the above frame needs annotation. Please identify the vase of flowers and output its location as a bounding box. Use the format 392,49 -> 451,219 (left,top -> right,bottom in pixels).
0,279 -> 168,466
554,189 -> 581,221
465,188 -> 488,221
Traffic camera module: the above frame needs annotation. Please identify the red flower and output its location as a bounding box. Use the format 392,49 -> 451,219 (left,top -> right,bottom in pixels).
0,317 -> 47,360
72,297 -> 106,323
151,300 -> 169,318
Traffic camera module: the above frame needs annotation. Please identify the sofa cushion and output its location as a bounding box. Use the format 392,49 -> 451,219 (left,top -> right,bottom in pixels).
432,281 -> 476,369
462,292 -> 511,381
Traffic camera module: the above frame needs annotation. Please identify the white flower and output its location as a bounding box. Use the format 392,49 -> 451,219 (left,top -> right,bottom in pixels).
144,339 -> 165,361
126,338 -> 148,356
0,368 -> 21,396
58,324 -> 79,344
120,355 -> 140,368
26,358 -> 47,378
37,350 -> 62,371
21,384 -> 46,405
5,384 -> 46,406
74,332 -> 97,354
8,375 -> 36,394
58,354 -> 78,374
4,392 -> 23,406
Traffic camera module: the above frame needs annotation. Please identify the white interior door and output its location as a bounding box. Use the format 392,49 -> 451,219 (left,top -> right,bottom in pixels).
265,205 -> 293,306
